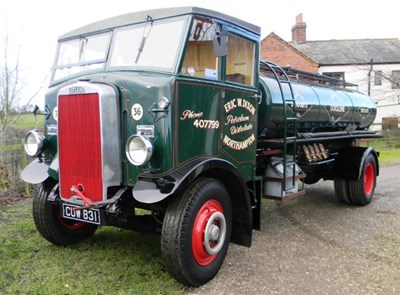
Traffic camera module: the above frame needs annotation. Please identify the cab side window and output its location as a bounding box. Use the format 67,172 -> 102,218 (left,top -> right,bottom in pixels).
226,34 -> 256,86
182,18 -> 219,80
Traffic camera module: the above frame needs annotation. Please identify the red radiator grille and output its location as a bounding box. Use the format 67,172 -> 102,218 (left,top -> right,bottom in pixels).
58,93 -> 103,202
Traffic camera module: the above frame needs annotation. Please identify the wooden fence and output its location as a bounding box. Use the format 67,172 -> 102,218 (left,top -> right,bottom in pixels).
0,143 -> 30,196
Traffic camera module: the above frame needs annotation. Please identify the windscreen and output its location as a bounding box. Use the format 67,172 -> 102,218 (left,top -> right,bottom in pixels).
53,33 -> 111,81
109,17 -> 186,71
51,16 -> 188,82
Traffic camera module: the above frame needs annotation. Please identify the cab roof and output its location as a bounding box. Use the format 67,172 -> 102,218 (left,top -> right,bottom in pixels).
59,7 -> 261,40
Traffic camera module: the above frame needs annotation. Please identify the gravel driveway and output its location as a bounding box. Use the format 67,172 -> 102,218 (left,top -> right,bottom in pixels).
186,164 -> 400,295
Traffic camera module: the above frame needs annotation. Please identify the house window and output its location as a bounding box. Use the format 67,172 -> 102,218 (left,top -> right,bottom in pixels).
374,70 -> 382,86
391,70 -> 400,89
322,72 -> 345,81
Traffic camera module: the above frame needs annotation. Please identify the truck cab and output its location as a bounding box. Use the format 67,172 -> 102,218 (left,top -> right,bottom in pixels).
22,7 -> 261,286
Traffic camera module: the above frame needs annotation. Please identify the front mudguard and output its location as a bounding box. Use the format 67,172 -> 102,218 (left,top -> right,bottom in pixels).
21,154 -> 59,184
132,157 -> 241,203
132,156 -> 253,247
21,160 -> 49,184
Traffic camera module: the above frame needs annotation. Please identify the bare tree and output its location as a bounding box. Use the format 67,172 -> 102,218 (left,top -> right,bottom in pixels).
0,33 -> 22,134
0,30 -> 47,144
0,28 -> 48,193
381,70 -> 400,89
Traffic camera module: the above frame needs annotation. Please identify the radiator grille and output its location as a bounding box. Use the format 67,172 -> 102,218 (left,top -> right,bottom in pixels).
58,93 -> 103,202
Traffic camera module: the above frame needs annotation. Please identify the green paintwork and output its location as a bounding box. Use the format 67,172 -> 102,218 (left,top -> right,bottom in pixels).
175,81 -> 221,164
221,87 -> 258,181
259,75 -> 377,138
175,78 -> 258,181
39,8 -> 263,191
42,74 -> 260,187
43,72 -> 178,186
102,72 -> 176,184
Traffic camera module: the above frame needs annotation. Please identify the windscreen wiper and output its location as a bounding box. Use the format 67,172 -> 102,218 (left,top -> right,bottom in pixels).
135,15 -> 153,64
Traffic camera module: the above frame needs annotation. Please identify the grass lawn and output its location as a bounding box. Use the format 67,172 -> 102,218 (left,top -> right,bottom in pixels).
378,148 -> 400,166
12,113 -> 44,129
0,199 -> 184,295
362,134 -> 400,166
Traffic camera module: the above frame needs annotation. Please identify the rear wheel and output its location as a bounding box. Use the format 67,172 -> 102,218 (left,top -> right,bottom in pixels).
334,177 -> 351,204
348,154 -> 377,205
161,178 -> 232,286
33,179 -> 98,245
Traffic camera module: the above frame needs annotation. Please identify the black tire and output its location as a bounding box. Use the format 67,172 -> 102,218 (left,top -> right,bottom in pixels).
348,153 -> 377,205
161,178 -> 232,286
33,179 -> 98,245
334,177 -> 351,204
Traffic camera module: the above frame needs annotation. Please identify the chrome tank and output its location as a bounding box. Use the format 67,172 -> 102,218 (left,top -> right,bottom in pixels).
258,76 -> 377,138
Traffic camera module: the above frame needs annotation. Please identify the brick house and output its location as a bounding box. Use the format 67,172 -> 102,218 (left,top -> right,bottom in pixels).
261,14 -> 318,72
261,14 -> 400,130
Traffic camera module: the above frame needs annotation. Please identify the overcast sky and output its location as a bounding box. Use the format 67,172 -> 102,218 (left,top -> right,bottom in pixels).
2,0 -> 399,106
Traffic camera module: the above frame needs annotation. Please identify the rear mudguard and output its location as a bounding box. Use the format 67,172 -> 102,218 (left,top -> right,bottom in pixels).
335,147 -> 379,180
133,156 -> 253,247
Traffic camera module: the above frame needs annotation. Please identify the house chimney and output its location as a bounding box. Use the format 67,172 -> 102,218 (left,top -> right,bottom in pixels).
292,13 -> 307,44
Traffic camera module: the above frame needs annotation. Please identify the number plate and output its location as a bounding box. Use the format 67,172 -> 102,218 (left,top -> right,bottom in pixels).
62,204 -> 101,225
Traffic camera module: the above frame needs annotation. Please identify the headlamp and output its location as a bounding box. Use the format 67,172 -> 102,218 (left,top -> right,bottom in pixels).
125,135 -> 153,166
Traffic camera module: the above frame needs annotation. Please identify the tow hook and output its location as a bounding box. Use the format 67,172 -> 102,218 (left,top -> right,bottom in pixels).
70,185 -> 94,210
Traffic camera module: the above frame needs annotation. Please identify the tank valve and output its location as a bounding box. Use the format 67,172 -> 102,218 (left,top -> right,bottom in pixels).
302,143 -> 329,163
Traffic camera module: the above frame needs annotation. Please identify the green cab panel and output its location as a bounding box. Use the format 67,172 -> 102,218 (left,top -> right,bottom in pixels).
175,81 -> 221,164
221,87 -> 258,181
175,78 -> 258,181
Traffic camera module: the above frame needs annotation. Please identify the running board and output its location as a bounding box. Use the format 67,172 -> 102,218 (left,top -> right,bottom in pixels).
263,189 -> 305,201
263,173 -> 306,201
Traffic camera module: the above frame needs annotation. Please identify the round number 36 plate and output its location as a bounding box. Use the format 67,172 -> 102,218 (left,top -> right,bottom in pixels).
131,103 -> 143,121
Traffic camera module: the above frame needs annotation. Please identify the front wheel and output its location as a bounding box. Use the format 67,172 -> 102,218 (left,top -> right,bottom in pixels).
33,179 -> 98,245
161,178 -> 232,286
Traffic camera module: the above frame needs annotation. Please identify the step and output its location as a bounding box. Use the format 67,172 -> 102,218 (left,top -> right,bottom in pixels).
263,173 -> 306,182
263,189 -> 306,201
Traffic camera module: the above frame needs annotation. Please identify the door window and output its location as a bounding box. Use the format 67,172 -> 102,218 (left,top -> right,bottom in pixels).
182,18 -> 220,80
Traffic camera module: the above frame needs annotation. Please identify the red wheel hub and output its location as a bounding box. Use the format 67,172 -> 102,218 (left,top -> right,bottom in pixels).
192,199 -> 226,266
364,162 -> 375,196
57,214 -> 85,230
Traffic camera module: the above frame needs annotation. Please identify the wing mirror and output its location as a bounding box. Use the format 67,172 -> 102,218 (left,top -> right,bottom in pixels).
212,21 -> 227,57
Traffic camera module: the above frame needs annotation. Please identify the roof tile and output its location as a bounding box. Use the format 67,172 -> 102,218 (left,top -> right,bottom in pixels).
291,38 -> 400,65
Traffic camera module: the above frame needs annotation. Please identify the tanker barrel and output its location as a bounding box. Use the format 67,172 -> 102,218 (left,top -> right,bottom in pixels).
257,75 -> 377,139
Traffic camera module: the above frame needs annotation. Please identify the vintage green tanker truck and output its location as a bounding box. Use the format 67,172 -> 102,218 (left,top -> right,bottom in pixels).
21,7 -> 380,286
